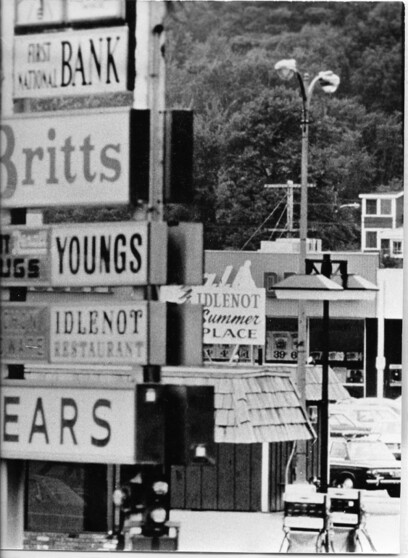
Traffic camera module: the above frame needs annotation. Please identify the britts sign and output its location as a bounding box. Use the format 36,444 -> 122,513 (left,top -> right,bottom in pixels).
1,383 -> 137,463
13,27 -> 128,98
0,109 -> 145,208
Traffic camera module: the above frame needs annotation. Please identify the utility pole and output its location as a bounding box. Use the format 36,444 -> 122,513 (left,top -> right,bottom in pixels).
134,0 -> 167,222
265,181 -> 315,236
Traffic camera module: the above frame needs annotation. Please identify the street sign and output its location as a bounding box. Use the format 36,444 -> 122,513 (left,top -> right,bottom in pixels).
13,26 -> 129,98
1,381 -> 137,463
50,222 -> 168,287
0,108 -> 149,208
0,226 -> 50,285
1,301 -> 167,365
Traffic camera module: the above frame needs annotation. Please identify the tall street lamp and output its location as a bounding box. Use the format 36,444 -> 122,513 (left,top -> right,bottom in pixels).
273,256 -> 378,492
275,59 -> 340,482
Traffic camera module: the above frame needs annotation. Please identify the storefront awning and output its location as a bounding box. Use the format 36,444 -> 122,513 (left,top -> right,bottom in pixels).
162,366 -> 316,444
302,365 -> 351,402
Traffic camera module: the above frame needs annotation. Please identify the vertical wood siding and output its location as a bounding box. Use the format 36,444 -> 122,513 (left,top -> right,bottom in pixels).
171,443 -> 263,511
171,442 -> 292,512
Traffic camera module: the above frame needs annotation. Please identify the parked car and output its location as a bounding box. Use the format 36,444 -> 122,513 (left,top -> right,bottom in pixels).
329,411 -> 371,436
330,398 -> 401,460
329,437 -> 401,497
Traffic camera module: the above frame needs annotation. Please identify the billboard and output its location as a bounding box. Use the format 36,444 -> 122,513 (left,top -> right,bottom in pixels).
0,222 -> 167,287
0,109 -> 147,208
14,27 -> 128,98
50,222 -> 167,287
1,382 -> 137,463
1,301 -> 167,365
161,285 -> 266,345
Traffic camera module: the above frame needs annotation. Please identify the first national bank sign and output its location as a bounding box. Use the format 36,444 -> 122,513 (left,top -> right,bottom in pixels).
0,109 -> 138,208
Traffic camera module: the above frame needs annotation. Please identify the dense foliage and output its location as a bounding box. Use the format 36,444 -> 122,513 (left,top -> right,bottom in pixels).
165,1 -> 403,251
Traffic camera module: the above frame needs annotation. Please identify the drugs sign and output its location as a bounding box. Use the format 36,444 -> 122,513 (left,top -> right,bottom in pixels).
50,222 -> 167,287
0,227 -> 50,286
0,109 -> 148,208
14,27 -> 128,98
1,304 -> 49,361
1,382 -> 137,463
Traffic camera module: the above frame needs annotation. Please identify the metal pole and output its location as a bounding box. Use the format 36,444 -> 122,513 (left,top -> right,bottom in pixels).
294,74 -> 310,483
321,299 -> 330,493
287,182 -> 294,236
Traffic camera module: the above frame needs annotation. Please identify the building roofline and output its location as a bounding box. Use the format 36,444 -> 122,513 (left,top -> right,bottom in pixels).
359,191 -> 403,199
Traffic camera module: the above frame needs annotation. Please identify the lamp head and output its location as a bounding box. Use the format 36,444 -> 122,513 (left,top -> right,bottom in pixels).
274,58 -> 298,80
317,71 -> 340,93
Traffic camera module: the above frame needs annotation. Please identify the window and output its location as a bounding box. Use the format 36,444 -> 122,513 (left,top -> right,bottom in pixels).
381,239 -> 390,253
365,231 -> 378,249
380,199 -> 392,215
26,462 -> 108,533
365,199 -> 377,215
264,272 -> 278,295
392,241 -> 402,255
330,441 -> 347,459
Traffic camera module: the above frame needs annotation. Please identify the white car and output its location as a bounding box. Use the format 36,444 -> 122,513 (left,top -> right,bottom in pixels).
330,398 -> 401,460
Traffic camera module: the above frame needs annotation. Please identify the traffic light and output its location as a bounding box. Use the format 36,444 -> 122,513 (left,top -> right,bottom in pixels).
141,472 -> 170,538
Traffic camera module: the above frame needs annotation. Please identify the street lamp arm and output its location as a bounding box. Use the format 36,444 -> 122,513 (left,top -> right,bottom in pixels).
306,74 -> 324,110
296,72 -> 308,104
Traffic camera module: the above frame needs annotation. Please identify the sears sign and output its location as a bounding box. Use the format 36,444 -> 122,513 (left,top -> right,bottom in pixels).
1,382 -> 137,463
0,108 -> 149,208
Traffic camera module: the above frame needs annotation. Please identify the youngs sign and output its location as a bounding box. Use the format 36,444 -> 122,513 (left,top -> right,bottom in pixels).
0,222 -> 166,287
1,383 -> 137,463
50,222 -> 167,286
0,109 -> 147,208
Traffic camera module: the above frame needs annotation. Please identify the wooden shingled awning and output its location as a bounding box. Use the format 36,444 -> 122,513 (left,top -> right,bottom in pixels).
162,366 -> 316,444
302,365 -> 351,402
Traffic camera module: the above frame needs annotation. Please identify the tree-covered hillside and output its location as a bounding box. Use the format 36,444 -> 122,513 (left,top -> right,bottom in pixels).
165,1 -> 403,251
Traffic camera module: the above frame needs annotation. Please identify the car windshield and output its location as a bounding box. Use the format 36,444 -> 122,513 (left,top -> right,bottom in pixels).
348,441 -> 395,461
330,414 -> 356,427
352,408 -> 398,423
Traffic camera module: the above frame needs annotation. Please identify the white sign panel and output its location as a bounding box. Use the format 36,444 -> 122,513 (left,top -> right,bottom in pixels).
16,0 -> 124,26
50,301 -> 150,364
14,27 -> 128,98
50,222 -> 167,287
195,287 -> 266,345
1,384 -> 136,463
68,0 -> 124,21
16,0 -> 65,26
162,285 -> 266,345
0,109 -> 133,208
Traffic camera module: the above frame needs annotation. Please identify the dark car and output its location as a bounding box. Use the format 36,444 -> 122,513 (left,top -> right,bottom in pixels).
329,437 -> 401,497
